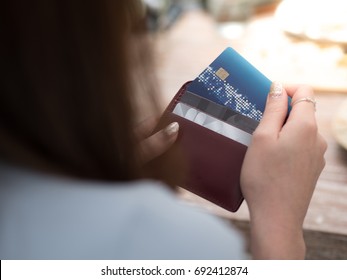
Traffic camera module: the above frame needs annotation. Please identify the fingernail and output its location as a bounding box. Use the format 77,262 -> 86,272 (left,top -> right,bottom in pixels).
269,82 -> 283,99
165,122 -> 179,136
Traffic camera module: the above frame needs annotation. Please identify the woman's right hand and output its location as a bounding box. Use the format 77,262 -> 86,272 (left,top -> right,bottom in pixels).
240,83 -> 327,259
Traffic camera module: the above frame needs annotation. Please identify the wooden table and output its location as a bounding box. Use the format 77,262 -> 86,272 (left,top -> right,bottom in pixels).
155,11 -> 347,259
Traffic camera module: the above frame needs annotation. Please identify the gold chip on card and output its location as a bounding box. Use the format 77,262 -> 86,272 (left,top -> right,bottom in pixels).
215,67 -> 229,80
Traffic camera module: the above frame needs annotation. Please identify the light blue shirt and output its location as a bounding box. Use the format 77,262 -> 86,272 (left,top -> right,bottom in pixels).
0,163 -> 247,259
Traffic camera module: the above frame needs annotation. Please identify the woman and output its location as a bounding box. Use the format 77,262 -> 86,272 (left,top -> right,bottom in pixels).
0,0 -> 326,259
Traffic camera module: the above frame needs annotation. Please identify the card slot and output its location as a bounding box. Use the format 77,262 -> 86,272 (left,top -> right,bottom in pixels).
172,102 -> 252,146
166,112 -> 245,212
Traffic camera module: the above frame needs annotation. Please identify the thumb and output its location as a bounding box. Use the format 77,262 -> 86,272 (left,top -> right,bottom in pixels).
139,122 -> 179,163
255,82 -> 289,137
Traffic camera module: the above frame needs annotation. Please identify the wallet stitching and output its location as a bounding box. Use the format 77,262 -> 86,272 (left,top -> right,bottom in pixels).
167,81 -> 191,113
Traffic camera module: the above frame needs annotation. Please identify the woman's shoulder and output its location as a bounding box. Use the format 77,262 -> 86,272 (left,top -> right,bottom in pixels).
117,181 -> 247,259
0,163 -> 247,259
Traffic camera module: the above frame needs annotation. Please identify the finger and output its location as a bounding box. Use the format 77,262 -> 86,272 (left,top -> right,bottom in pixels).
285,85 -> 316,123
134,115 -> 159,139
318,133 -> 328,162
139,122 -> 179,163
255,82 -> 288,137
318,133 -> 328,155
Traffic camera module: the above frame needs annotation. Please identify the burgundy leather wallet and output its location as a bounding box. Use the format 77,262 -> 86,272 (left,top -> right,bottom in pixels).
160,82 -> 246,212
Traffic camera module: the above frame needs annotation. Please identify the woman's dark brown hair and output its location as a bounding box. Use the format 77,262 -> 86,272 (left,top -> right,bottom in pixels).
0,0 -> 182,184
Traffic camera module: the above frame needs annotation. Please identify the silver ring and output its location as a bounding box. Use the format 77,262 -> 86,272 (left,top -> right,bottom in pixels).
291,97 -> 317,111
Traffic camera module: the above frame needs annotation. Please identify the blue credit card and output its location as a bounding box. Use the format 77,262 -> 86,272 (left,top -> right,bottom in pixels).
187,47 -> 287,123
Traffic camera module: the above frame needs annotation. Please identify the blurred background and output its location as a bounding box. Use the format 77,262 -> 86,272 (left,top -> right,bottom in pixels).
142,0 -> 347,259
144,0 -> 347,93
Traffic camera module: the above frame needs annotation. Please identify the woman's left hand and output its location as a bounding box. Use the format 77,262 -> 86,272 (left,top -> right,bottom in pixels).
135,116 -> 179,163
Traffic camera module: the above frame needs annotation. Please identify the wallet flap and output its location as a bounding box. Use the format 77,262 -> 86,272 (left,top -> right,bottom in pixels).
160,81 -> 245,212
